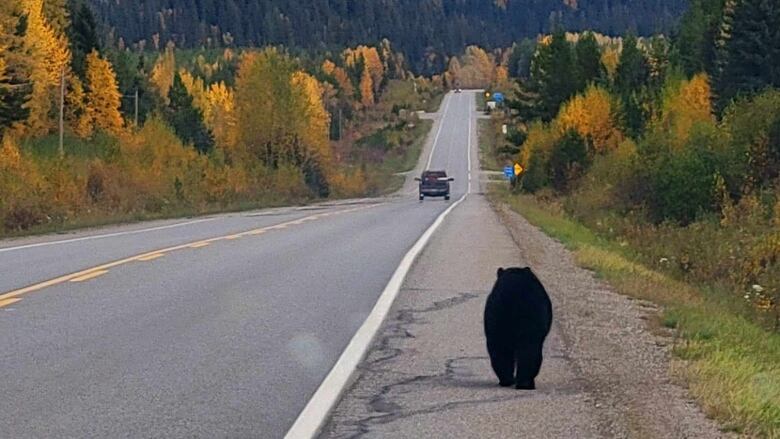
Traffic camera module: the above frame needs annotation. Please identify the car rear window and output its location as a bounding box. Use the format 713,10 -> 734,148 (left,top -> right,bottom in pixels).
423,171 -> 446,180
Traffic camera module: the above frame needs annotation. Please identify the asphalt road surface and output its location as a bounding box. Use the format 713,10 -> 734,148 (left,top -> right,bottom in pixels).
0,91 -> 475,438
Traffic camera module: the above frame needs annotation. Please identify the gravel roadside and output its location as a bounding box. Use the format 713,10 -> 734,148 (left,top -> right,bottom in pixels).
492,201 -> 730,438
320,188 -> 729,438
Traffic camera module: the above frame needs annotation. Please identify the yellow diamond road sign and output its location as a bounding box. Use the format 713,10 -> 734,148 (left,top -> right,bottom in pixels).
514,163 -> 523,176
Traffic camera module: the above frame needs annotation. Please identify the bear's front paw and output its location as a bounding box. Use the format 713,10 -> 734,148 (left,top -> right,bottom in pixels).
515,380 -> 535,390
498,380 -> 514,387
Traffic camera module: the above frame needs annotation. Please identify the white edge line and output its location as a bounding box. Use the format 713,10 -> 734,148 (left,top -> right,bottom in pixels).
467,94 -> 473,194
0,218 -> 218,253
425,92 -> 452,171
284,192 -> 469,439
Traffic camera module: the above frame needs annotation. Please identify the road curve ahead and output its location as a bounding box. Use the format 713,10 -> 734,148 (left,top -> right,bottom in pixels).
0,91 -> 476,438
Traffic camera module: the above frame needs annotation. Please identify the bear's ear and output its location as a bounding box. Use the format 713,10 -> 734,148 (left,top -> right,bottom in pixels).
497,267 -> 504,278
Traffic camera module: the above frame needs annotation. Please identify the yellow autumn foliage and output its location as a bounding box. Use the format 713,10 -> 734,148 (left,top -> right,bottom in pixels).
657,73 -> 714,149
150,46 -> 176,103
179,70 -> 209,117
601,46 -> 620,78
83,50 -> 124,136
322,59 -> 336,76
359,66 -> 374,107
494,65 -> 510,89
21,0 -> 71,133
556,85 -> 622,154
344,45 -> 384,93
291,71 -> 331,163
458,46 -> 496,89
205,82 -> 237,151
519,121 -> 559,169
332,66 -> 354,99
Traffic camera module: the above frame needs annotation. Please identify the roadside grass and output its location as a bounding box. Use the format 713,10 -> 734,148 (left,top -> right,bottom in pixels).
478,119 -> 504,172
0,190 -> 315,240
374,79 -> 444,114
489,186 -> 780,437
359,119 -> 432,195
425,92 -> 445,113
476,92 -> 486,112
20,133 -> 120,160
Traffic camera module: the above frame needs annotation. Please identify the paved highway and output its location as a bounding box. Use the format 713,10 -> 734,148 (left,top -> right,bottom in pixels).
0,91 -> 476,437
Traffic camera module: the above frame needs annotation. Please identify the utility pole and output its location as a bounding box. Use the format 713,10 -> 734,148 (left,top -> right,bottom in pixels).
338,108 -> 342,141
122,89 -> 140,129
58,67 -> 65,159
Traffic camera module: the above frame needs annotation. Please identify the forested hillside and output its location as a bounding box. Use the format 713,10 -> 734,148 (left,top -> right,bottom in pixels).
88,0 -> 687,72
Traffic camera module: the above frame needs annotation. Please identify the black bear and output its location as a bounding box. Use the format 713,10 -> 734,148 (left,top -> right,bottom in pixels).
484,267 -> 553,389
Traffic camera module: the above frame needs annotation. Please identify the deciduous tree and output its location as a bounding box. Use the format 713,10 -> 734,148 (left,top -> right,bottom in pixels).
556,85 -> 622,154
21,0 -> 71,133
83,50 -> 123,135
359,66 -> 374,107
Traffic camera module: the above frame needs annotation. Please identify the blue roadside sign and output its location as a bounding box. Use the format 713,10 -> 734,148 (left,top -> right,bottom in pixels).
503,165 -> 514,180
493,92 -> 505,103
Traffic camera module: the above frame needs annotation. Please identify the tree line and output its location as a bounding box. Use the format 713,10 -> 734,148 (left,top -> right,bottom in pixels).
86,0 -> 686,74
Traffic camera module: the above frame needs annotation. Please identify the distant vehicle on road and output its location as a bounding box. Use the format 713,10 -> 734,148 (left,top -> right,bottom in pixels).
415,170 -> 454,201
455,88 -> 462,93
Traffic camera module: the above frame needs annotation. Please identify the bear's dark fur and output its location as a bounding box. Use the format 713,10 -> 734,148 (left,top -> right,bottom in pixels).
484,267 -> 553,389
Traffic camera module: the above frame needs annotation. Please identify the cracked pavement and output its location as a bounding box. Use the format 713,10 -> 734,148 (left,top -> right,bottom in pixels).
320,194 -> 604,438
320,191 -> 728,438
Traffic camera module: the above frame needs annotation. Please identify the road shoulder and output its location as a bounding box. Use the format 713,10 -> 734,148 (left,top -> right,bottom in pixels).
321,194 -> 605,438
321,190 -> 729,438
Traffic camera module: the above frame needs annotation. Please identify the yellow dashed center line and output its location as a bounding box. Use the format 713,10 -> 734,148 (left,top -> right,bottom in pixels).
224,235 -> 241,240
0,298 -> 21,308
0,203 -> 384,305
137,253 -> 165,262
70,270 -> 109,283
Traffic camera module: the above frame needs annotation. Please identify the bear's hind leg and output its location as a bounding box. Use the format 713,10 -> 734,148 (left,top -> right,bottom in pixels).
514,342 -> 543,390
488,345 -> 515,387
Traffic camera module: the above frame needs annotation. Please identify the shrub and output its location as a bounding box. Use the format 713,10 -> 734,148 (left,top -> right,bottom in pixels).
648,147 -> 718,224
519,122 -> 558,193
549,129 -> 589,192
722,90 -> 780,190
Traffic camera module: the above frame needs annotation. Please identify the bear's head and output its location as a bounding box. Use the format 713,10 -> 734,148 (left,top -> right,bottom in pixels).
496,266 -> 534,278
496,267 -> 542,290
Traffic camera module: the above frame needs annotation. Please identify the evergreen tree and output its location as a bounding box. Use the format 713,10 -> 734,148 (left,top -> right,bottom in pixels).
615,34 -> 651,137
615,35 -> 650,96
507,39 -> 536,79
84,0 -> 688,72
715,0 -> 780,111
549,129 -> 589,192
166,72 -> 214,154
68,0 -> 101,80
673,0 -> 724,76
0,8 -> 32,134
575,32 -> 606,87
109,52 -> 157,126
517,30 -> 580,122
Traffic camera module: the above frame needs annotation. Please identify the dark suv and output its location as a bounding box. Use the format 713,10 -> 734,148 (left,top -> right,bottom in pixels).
415,170 -> 454,201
